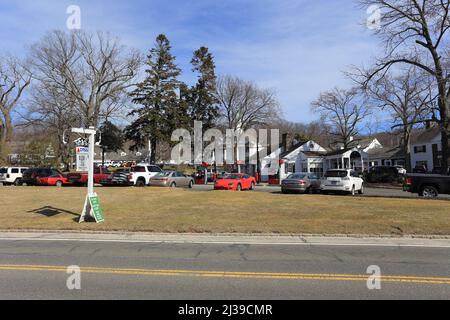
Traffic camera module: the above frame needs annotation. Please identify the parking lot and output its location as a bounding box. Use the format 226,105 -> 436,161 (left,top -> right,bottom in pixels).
191,184 -> 450,200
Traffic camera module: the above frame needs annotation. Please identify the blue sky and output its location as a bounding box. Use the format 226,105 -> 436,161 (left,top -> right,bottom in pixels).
0,0 -> 381,123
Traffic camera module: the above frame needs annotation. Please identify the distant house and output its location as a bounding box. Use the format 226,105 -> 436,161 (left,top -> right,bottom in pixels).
261,138 -> 383,183
260,140 -> 327,182
367,146 -> 406,168
409,125 -> 442,172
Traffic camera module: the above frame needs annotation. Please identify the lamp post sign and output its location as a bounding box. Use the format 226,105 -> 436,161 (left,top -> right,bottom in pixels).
76,147 -> 89,172
72,127 -> 105,224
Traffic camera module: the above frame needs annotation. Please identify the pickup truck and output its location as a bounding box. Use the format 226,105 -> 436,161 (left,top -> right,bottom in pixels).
404,174 -> 450,198
66,167 -> 111,185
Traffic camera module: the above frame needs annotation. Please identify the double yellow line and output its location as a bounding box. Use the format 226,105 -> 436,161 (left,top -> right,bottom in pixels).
0,264 -> 449,285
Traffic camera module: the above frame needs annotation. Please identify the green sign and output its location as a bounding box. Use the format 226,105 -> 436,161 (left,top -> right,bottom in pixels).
89,194 -> 104,223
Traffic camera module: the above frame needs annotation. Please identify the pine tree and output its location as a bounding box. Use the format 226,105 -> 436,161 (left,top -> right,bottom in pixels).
188,47 -> 219,130
99,121 -> 124,166
125,34 -> 185,163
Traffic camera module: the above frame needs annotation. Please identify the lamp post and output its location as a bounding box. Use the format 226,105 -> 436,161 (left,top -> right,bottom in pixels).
71,127 -> 104,223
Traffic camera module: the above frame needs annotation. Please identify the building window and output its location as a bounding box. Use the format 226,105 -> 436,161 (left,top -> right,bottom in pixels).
414,145 -> 427,154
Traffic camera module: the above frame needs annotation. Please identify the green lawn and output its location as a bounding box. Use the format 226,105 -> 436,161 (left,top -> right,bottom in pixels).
1,186 -> 449,235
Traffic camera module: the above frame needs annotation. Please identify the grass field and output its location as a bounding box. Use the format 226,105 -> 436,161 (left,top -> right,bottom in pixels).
1,186 -> 450,235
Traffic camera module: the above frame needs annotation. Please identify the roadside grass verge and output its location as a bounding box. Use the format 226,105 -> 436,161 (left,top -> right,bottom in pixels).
0,186 -> 449,235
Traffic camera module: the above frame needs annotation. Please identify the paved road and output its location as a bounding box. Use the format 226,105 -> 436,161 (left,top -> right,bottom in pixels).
0,237 -> 449,300
192,184 -> 450,199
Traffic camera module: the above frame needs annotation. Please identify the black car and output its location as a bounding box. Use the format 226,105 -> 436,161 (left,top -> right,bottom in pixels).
100,170 -> 133,186
21,168 -> 57,186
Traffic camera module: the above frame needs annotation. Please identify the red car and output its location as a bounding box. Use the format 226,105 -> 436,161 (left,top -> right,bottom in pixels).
36,172 -> 72,187
214,174 -> 257,191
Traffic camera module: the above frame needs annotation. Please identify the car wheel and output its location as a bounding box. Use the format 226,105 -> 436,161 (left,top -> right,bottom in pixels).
188,180 -> 194,189
250,182 -> 255,190
55,181 -> 63,187
136,179 -> 145,187
14,179 -> 22,186
358,184 -> 364,195
170,182 -> 177,188
421,186 -> 438,198
236,184 -> 242,191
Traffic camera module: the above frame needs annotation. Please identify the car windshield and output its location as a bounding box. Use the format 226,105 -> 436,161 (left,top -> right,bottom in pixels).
287,174 -> 306,180
325,170 -> 348,178
222,175 -> 241,180
0,168 -> 6,174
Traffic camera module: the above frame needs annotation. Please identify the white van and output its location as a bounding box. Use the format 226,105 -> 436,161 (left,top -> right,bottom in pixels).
0,167 -> 29,186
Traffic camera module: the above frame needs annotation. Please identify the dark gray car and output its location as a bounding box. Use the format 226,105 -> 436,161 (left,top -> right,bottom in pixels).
150,171 -> 195,188
281,173 -> 321,194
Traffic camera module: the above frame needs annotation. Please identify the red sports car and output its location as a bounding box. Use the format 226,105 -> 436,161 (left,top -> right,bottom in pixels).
214,174 -> 256,191
36,173 -> 72,187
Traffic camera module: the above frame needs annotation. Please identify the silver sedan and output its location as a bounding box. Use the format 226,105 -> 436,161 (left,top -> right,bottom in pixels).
149,171 -> 195,188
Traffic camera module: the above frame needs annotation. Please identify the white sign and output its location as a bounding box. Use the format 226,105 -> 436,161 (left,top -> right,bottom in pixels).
76,154 -> 89,172
76,147 -> 89,172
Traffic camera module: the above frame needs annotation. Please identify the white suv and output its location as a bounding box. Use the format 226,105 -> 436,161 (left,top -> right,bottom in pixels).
0,167 -> 29,186
129,164 -> 163,186
321,169 -> 364,196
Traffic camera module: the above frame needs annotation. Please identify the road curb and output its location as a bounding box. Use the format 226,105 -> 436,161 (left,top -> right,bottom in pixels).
1,230 -> 450,248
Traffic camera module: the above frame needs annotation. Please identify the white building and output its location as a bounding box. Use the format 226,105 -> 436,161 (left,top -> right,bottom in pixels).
409,126 -> 442,172
261,138 -> 382,183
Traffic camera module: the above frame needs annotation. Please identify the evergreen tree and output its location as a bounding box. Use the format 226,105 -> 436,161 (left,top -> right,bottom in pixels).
125,34 -> 185,163
99,121 -> 124,166
188,47 -> 219,130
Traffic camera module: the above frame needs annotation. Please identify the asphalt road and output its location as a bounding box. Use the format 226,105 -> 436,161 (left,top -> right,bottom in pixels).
0,238 -> 449,300
193,184 -> 450,199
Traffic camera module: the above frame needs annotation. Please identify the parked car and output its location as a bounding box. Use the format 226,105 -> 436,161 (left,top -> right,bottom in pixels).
66,166 -> 111,185
281,173 -> 321,194
404,173 -> 450,198
214,173 -> 256,191
150,171 -> 195,188
100,169 -> 133,187
21,168 -> 57,186
0,167 -> 28,186
321,169 -> 364,196
129,164 -> 163,187
36,172 -> 72,187
366,166 -> 401,183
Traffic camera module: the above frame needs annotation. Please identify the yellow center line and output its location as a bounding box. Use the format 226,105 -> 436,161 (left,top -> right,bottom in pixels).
0,264 -> 449,285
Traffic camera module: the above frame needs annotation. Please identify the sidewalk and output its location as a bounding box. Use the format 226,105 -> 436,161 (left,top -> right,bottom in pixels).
1,231 -> 450,248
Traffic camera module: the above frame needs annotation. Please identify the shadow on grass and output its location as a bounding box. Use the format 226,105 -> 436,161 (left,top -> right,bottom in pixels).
28,206 -> 80,218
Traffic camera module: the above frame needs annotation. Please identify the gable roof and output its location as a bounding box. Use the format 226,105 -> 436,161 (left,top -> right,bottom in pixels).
410,126 -> 441,145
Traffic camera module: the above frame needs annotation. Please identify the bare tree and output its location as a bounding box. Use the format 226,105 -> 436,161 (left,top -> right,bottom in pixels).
0,56 -> 32,159
216,76 -> 281,132
311,87 -> 370,149
30,30 -> 141,128
360,68 -> 433,170
356,0 -> 450,173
